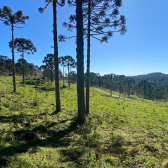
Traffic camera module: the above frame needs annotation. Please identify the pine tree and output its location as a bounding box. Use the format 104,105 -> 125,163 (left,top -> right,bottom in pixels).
9,38 -> 36,84
39,0 -> 65,112
59,0 -> 126,114
63,55 -> 76,88
0,6 -> 29,92
42,54 -> 54,82
76,0 -> 86,123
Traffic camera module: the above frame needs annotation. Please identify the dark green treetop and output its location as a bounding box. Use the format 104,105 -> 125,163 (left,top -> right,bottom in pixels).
59,0 -> 126,42
9,38 -> 37,54
42,54 -> 54,69
0,6 -> 29,26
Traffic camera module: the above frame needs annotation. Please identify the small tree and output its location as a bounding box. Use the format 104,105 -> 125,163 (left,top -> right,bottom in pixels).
9,38 -> 36,84
42,54 -> 54,82
127,77 -> 135,98
5,59 -> 13,76
0,6 -> 29,92
64,55 -> 76,88
28,63 -> 35,76
59,56 -> 66,87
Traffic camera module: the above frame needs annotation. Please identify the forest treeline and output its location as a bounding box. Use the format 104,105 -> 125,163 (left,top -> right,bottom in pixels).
1,54 -> 168,101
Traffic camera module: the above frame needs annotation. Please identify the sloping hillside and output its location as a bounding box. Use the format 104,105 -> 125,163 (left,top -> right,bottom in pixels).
131,72 -> 168,90
0,76 -> 168,167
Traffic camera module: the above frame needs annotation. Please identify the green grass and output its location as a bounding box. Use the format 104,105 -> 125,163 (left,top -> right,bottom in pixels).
96,86 -> 160,102
0,76 -> 168,167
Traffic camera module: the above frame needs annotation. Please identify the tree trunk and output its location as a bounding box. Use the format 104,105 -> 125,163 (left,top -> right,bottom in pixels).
68,65 -> 70,88
53,0 -> 61,112
143,80 -> 145,99
11,24 -> 16,92
128,81 -> 130,98
111,85 -> 113,97
22,48 -> 25,84
86,0 -> 91,115
63,65 -> 64,86
76,0 -> 85,123
51,68 -> 53,82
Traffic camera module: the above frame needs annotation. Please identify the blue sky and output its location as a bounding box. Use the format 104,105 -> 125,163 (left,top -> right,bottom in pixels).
0,0 -> 168,76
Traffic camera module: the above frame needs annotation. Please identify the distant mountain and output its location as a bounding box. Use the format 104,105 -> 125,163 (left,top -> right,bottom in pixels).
131,72 -> 168,78
130,72 -> 168,91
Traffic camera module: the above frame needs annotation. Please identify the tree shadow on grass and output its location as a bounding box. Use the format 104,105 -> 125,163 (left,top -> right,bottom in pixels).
59,147 -> 88,166
0,117 -> 78,164
0,115 -> 33,124
0,112 -> 52,124
106,134 -> 130,155
60,85 -> 67,89
0,113 -> 76,125
24,80 -> 38,86
38,87 -> 55,92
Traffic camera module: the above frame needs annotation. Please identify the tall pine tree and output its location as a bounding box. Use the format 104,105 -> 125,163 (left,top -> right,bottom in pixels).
9,38 -> 36,84
0,6 -> 29,92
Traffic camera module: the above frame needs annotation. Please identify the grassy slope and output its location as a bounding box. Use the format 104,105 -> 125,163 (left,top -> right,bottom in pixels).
0,76 -> 168,167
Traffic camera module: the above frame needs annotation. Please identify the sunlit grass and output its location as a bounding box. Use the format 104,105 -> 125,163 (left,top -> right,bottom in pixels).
0,76 -> 168,167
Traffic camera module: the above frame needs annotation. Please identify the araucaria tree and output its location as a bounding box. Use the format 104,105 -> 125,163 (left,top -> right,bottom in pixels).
42,54 -> 54,82
39,0 -> 65,112
0,6 -> 29,92
64,55 -> 76,88
76,0 -> 86,123
9,38 -> 36,84
60,0 -> 126,115
59,56 -> 66,87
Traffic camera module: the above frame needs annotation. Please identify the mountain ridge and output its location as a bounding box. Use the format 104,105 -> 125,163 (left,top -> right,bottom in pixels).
128,72 -> 168,91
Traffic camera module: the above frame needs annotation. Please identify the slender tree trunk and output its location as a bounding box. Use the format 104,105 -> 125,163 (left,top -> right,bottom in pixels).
11,24 -> 16,92
128,81 -> 130,98
22,48 -> 25,84
76,0 -> 85,123
68,65 -> 70,88
86,0 -> 91,115
51,68 -> 53,82
63,65 -> 64,86
143,80 -> 145,99
53,0 -> 61,112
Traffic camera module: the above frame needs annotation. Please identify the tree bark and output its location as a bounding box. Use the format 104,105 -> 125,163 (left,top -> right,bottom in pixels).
53,0 -> 61,112
76,0 -> 85,123
128,81 -> 130,98
11,24 -> 16,92
86,0 -> 91,115
63,65 -> 64,86
68,64 -> 70,88
51,68 -> 53,82
22,48 -> 25,84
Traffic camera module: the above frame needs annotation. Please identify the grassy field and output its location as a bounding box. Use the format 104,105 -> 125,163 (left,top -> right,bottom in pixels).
0,76 -> 168,167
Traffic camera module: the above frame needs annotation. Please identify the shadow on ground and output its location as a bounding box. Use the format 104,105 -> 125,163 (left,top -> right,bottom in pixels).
0,116 -> 78,165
